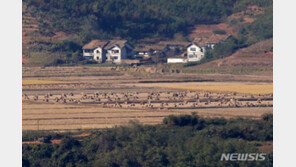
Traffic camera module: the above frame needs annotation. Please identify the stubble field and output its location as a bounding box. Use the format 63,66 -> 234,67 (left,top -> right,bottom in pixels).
22,66 -> 273,131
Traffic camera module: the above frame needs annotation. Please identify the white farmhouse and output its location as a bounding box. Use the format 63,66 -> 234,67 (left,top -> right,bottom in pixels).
82,40 -> 109,63
186,43 -> 205,62
105,40 -> 134,64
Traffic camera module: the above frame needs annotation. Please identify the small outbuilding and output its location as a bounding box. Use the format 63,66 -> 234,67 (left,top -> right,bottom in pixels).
167,58 -> 187,64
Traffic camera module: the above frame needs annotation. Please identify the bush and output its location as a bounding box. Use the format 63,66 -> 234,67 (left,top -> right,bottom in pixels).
183,62 -> 198,67
262,113 -> 273,122
213,29 -> 227,35
59,137 -> 81,151
51,58 -> 65,66
163,114 -> 203,127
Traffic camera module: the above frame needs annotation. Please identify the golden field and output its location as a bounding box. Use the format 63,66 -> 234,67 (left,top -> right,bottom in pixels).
132,82 -> 273,95
22,79 -> 74,85
22,103 -> 272,130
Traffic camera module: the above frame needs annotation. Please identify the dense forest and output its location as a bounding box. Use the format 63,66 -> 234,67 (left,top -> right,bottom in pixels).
23,113 -> 273,167
24,0 -> 272,41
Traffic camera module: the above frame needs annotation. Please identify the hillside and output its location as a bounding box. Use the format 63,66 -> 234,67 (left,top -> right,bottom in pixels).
210,38 -> 273,67
183,38 -> 273,75
187,5 -> 265,45
22,0 -> 272,67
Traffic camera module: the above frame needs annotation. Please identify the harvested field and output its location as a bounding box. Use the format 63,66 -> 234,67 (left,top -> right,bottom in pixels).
23,102 -> 272,131
22,79 -> 75,85
131,82 -> 273,95
22,66 -> 273,131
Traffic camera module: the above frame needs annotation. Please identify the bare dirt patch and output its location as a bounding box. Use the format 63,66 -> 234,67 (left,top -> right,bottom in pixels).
257,141 -> 273,153
188,23 -> 234,46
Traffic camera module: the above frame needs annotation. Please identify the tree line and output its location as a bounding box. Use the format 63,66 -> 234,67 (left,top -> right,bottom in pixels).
23,113 -> 273,167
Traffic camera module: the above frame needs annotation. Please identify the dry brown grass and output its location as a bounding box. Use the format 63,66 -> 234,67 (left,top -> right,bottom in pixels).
131,82 -> 273,95
22,79 -> 74,85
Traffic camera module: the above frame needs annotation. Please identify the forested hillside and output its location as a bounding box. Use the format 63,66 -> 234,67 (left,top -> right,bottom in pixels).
22,0 -> 272,66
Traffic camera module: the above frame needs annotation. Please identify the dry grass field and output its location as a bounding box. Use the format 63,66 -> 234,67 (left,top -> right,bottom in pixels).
131,82 -> 273,95
22,79 -> 75,85
22,66 -> 273,131
23,102 -> 272,131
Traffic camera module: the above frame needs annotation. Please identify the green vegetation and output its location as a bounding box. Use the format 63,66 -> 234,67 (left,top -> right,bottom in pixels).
202,36 -> 246,63
233,0 -> 272,11
25,0 -> 237,41
240,6 -> 273,43
23,114 -> 273,167
24,0 -> 272,41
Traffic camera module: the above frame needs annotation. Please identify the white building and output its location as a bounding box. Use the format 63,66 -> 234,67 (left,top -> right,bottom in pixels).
82,40 -> 134,64
167,58 -> 187,64
105,40 -> 134,64
186,43 -> 205,62
82,40 -> 109,63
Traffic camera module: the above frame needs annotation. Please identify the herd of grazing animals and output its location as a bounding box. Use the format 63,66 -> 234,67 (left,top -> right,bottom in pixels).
23,90 -> 273,109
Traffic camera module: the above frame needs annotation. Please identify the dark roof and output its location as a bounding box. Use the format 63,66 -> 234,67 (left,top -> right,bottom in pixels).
82,40 -> 109,49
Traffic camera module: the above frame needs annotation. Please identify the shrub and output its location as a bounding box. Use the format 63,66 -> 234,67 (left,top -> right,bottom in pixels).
183,62 -> 198,67
163,114 -> 200,127
213,29 -> 227,35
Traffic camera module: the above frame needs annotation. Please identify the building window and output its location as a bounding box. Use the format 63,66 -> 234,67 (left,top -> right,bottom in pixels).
113,56 -> 118,60
96,50 -> 100,53
112,50 -> 119,54
84,49 -> 92,53
190,48 -> 196,51
189,54 -> 197,58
